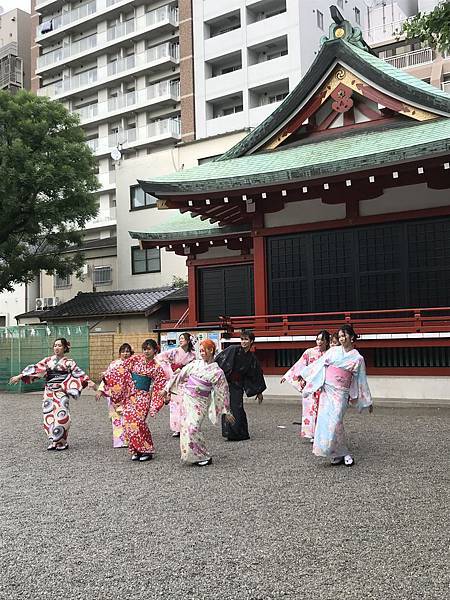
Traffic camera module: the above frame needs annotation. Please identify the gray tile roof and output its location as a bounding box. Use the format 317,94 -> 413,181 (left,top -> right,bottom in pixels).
16,287 -> 178,320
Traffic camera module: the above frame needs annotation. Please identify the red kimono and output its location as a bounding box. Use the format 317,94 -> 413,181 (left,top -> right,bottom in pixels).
104,354 -> 167,455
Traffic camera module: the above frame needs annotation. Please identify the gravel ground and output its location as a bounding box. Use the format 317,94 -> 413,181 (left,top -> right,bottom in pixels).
0,392 -> 449,600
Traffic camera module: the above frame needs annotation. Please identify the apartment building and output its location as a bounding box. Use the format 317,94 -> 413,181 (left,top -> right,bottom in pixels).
0,8 -> 31,92
368,1 -> 450,91
192,0 -> 369,139
29,0 -> 189,309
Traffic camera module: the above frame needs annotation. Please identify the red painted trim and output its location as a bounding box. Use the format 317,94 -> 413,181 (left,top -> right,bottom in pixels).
255,205 -> 450,237
187,264 -> 197,327
252,338 -> 450,350
253,236 -> 267,315
343,106 -> 355,126
188,255 -> 253,267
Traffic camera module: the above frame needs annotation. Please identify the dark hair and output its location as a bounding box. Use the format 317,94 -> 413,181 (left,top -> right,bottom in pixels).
179,332 -> 194,353
142,338 -> 159,352
330,332 -> 340,345
118,343 -> 133,355
338,324 -> 358,342
54,338 -> 70,353
240,329 -> 255,343
316,330 -> 330,348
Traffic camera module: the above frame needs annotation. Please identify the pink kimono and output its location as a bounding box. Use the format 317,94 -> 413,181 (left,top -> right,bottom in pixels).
156,347 -> 196,433
283,346 -> 325,439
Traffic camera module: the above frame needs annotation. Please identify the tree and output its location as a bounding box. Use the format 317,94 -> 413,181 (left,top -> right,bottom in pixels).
402,1 -> 450,55
0,90 -> 99,293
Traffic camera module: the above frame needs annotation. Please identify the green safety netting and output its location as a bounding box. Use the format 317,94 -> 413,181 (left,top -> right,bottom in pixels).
0,325 -> 90,393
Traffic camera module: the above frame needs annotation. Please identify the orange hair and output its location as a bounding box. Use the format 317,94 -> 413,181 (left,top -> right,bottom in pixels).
200,339 -> 216,354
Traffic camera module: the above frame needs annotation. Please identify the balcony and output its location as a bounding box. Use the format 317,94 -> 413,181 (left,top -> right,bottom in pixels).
36,5 -> 179,74
365,19 -> 406,45
87,117 -> 181,156
204,27 -> 242,62
95,171 -> 116,194
247,53 -> 290,88
442,81 -> 450,93
37,1 -> 96,38
85,205 -> 117,227
38,42 -> 179,100
77,81 -> 180,126
246,10 -> 289,47
381,47 -> 434,69
205,69 -> 244,101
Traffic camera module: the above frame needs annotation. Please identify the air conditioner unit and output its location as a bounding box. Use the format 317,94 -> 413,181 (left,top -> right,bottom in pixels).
35,298 -> 44,310
44,296 -> 60,308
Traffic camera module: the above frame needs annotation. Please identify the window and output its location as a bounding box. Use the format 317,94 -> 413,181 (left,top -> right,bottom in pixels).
317,10 -> 323,30
93,266 -> 112,285
222,104 -> 243,116
354,7 -> 361,25
55,274 -> 70,288
131,247 -> 161,274
337,0 -> 343,8
130,185 -> 157,210
268,91 -> 288,104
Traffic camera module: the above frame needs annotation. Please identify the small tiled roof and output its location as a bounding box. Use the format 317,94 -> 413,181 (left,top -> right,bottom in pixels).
158,286 -> 188,301
130,212 -> 250,242
16,287 -> 177,320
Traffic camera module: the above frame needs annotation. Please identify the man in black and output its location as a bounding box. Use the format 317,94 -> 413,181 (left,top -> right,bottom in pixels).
215,330 -> 266,441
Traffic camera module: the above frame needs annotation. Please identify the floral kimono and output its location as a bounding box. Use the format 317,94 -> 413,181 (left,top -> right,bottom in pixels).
300,346 -> 373,459
98,358 -> 127,448
166,359 -> 230,463
156,347 -> 196,433
103,354 -> 167,456
20,355 -> 91,445
283,346 -> 325,439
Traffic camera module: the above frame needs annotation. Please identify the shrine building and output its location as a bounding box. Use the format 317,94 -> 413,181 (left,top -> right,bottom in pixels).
131,15 -> 450,400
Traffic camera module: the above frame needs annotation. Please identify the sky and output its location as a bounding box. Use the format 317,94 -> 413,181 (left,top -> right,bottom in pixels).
0,0 -> 31,14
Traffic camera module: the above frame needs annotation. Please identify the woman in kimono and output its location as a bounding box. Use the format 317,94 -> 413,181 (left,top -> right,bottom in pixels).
95,343 -> 133,448
215,330 -> 266,442
156,332 -> 196,438
281,330 -> 330,441
9,337 -> 95,451
103,338 -> 167,462
164,339 -> 233,467
300,325 -> 373,466
330,332 -> 340,347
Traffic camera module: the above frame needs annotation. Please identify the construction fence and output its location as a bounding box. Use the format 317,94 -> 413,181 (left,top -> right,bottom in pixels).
0,325 -> 158,393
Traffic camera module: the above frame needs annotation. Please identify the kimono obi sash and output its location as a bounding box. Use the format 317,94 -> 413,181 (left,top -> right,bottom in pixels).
171,363 -> 184,372
131,372 -> 153,391
325,365 -> 352,390
185,374 -> 212,398
46,369 -> 69,383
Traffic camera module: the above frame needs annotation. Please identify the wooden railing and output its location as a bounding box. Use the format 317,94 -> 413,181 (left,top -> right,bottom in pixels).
219,307 -> 450,336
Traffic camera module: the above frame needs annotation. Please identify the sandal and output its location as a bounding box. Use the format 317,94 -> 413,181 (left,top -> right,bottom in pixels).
138,453 -> 153,462
330,456 -> 344,465
196,458 -> 212,467
47,443 -> 56,451
344,455 -> 355,467
55,443 -> 68,451
131,453 -> 140,461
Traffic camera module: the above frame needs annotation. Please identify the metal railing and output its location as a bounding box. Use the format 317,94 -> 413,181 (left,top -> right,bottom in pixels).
219,307 -> 450,337
381,47 -> 434,69
36,5 -> 179,70
37,1 -> 96,36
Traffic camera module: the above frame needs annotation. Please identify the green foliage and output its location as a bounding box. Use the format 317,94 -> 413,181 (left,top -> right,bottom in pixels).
0,90 -> 99,293
402,1 -> 450,54
171,275 -> 188,288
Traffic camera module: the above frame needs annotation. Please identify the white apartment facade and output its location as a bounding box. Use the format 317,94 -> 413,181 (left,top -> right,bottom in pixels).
32,0 -> 182,242
192,0 -> 369,139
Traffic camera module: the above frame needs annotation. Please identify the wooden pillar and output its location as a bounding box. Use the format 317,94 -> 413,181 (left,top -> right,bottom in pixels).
253,235 -> 268,317
187,262 -> 198,326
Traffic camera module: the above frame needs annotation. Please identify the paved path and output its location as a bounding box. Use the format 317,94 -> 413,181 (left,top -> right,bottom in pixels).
1,393 -> 448,600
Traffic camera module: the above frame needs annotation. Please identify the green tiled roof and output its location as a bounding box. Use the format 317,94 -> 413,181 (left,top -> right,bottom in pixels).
130,211 -> 249,241
344,40 -> 450,100
139,119 -> 450,196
